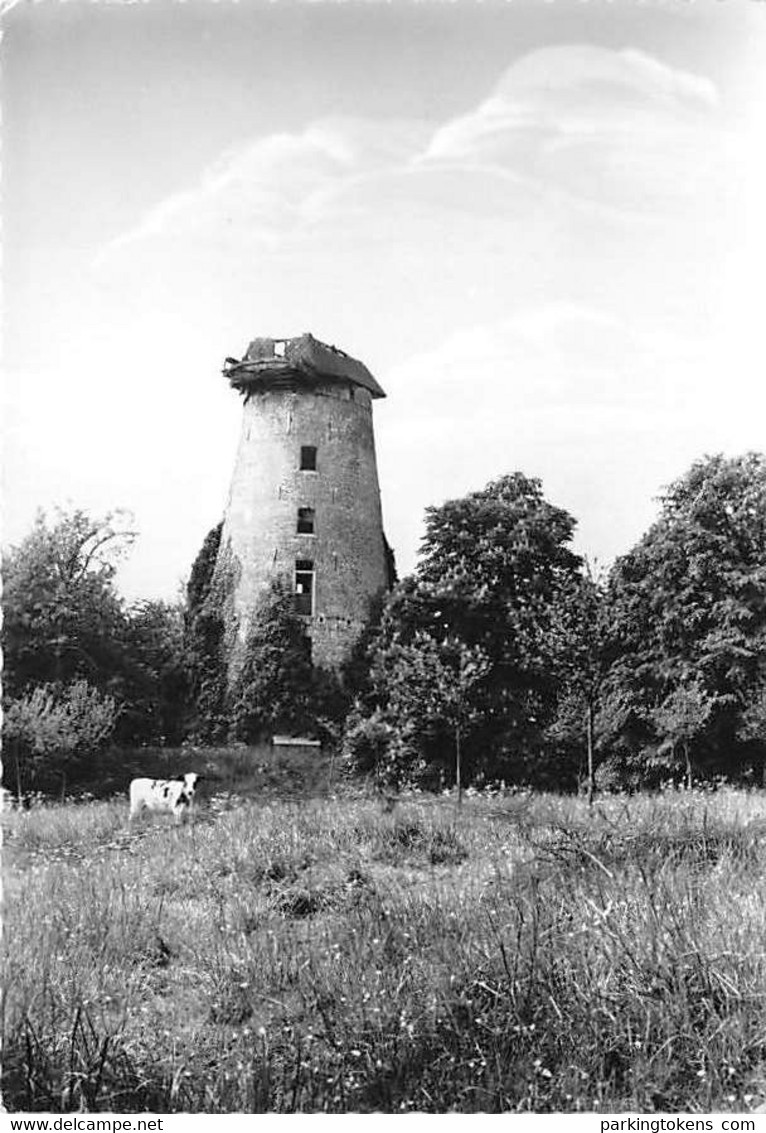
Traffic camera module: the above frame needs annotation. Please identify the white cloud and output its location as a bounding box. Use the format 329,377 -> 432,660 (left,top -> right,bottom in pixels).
419,46 -> 722,214
97,44 -> 724,263
99,130 -> 343,258
98,116 -> 430,261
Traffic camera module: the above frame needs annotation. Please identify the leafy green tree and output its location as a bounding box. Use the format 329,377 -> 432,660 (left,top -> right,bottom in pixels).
605,453 -> 766,781
368,631 -> 490,797
228,580 -> 346,744
548,564 -> 609,801
355,473 -> 582,787
183,521 -> 228,741
186,521 -> 224,615
2,508 -> 135,698
3,509 -> 196,766
418,473 -> 580,656
739,685 -> 766,741
118,600 -> 189,745
652,679 -> 714,788
738,680 -> 766,781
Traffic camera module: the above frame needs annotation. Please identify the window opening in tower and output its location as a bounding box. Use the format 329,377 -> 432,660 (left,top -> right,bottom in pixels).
297,507 -> 315,535
300,446 -> 317,471
295,559 -> 315,616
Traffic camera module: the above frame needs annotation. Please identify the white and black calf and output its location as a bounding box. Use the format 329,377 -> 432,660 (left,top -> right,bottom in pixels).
129,773 -> 201,824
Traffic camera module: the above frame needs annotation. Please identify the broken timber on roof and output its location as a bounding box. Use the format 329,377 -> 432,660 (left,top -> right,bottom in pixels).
222,332 -> 386,400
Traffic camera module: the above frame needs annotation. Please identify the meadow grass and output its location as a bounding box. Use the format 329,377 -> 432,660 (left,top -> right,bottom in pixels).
4,782 -> 766,1112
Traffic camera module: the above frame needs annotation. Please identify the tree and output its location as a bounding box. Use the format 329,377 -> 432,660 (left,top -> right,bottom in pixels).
355,473 -> 583,787
228,580 -> 345,744
739,683 -> 766,748
186,521 -> 224,616
418,473 -> 580,650
652,679 -> 714,789
548,563 -> 609,801
604,453 -> 766,782
367,631 -> 490,796
183,521 -> 228,742
2,508 -> 135,698
3,509 -> 196,772
118,600 -> 190,745
734,655 -> 766,781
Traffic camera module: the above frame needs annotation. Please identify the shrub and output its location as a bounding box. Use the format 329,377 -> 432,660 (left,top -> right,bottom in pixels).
3,680 -> 118,798
343,710 -> 393,777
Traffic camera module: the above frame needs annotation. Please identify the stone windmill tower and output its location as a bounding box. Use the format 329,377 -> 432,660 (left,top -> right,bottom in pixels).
216,333 -> 390,671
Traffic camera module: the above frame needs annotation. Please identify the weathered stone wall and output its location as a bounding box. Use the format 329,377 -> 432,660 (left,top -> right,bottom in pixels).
218,380 -> 388,670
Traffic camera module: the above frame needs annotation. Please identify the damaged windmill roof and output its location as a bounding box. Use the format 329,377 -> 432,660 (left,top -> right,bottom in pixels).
223,333 -> 386,399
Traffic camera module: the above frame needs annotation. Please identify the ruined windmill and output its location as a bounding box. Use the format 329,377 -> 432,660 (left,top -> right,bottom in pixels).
215,333 -> 391,672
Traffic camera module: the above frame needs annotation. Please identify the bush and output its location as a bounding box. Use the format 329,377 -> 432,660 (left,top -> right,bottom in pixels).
342,708 -> 430,791
3,680 -> 118,798
343,710 -> 393,777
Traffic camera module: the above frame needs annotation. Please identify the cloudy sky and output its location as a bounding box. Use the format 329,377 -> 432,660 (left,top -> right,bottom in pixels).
4,0 -> 766,600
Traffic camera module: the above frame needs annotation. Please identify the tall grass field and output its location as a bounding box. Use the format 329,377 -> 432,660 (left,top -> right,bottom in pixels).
4,759 -> 766,1112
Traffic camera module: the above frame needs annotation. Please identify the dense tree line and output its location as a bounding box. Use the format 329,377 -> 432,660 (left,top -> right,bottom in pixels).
597,453 -> 766,787
2,509 -> 189,795
3,453 -> 765,797
345,456 -> 766,792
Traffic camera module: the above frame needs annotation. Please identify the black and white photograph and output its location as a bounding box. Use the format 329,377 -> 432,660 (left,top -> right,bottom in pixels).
3,0 -> 766,1116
